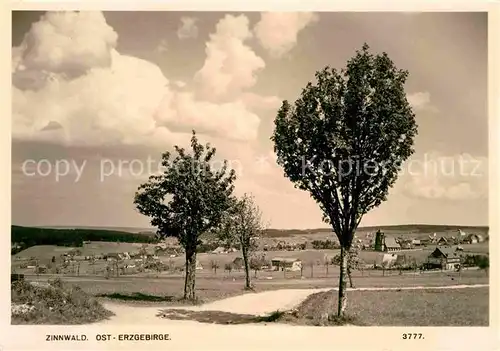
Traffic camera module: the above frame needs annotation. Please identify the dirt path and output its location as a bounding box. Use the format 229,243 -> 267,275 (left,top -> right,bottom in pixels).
94,283 -> 488,325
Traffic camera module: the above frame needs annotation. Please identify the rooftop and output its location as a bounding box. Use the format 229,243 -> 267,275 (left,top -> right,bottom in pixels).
384,236 -> 400,248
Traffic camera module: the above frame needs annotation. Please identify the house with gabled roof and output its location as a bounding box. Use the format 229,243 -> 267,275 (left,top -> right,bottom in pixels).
427,247 -> 462,270
383,236 -> 401,252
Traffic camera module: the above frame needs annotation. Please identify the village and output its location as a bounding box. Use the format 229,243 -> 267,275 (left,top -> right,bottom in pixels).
11,227 -> 489,279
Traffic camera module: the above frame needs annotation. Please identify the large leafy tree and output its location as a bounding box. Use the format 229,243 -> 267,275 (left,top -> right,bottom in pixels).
217,193 -> 264,289
271,44 -> 417,317
134,131 -> 236,300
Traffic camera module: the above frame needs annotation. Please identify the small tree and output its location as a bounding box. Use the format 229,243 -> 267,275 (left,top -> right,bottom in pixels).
211,260 -> 220,275
250,256 -> 263,278
410,258 -> 418,274
381,260 -> 389,276
224,262 -> 233,275
281,261 -> 287,278
134,131 -> 236,300
324,254 -> 330,276
217,193 -> 265,290
168,259 -> 175,273
139,245 -> 148,259
272,44 -> 417,316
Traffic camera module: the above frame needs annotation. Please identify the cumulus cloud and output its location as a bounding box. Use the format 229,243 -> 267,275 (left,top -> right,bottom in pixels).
407,91 -> 438,112
194,14 -> 265,101
177,16 -> 199,40
254,12 -> 319,58
17,11 -> 117,77
402,152 -> 488,200
12,11 -> 270,146
156,92 -> 260,141
13,49 -> 169,145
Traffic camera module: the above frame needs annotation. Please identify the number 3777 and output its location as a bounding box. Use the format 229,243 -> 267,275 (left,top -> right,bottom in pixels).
402,333 -> 424,340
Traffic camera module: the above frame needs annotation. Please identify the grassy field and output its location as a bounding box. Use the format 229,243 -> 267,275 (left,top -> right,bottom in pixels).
23,268 -> 488,306
280,287 -> 489,326
12,241 -> 157,259
12,245 -> 76,262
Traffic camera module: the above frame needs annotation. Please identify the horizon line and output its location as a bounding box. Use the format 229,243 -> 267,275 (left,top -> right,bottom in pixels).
11,223 -> 490,231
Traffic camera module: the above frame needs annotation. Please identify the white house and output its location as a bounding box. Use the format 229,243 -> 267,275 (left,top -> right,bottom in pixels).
271,258 -> 302,272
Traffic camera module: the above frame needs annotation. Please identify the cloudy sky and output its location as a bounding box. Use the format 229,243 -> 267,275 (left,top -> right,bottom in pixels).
11,11 -> 488,229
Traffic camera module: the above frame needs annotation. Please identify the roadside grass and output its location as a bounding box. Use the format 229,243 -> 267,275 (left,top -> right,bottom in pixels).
11,279 -> 114,325
277,287 -> 489,326
156,287 -> 488,326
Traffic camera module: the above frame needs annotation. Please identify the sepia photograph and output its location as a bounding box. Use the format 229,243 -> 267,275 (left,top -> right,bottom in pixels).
8,6 -> 494,342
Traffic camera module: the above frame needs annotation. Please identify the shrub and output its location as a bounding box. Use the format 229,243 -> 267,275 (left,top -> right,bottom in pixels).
11,279 -> 113,324
311,239 -> 338,250
477,255 -> 489,270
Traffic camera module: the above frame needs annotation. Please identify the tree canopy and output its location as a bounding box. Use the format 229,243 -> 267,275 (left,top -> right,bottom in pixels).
272,43 -> 417,248
134,131 -> 236,246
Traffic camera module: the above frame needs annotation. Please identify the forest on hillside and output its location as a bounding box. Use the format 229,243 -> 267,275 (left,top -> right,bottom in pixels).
11,225 -> 157,254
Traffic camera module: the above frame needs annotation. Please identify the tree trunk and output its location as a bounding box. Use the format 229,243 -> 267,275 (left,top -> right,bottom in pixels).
337,246 -> 348,317
184,249 -> 197,300
242,248 -> 251,289
347,267 -> 354,288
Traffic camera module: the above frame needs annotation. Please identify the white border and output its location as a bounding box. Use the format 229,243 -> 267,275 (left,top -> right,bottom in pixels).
1,1 -> 498,350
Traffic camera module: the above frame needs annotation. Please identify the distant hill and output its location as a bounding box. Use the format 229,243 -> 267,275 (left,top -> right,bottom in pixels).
11,225 -> 157,254
262,224 -> 489,238
356,224 -> 488,233
12,224 -> 488,250
38,225 -> 155,234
